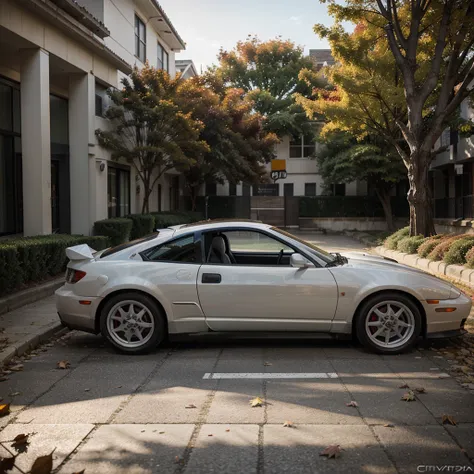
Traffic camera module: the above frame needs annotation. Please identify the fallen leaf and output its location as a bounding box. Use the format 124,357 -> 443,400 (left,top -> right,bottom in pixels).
174,456 -> 181,464
10,392 -> 20,397
383,423 -> 395,428
346,401 -> 358,407
57,360 -> 70,370
159,431 -> 165,434
0,404 -> 10,417
84,388 -> 90,392
30,451 -> 54,474
225,429 -> 230,432
185,404 -> 197,409
399,384 -> 409,389
442,414 -> 457,426
0,455 -> 16,472
319,444 -> 342,459
283,421 -> 294,428
414,387 -> 426,394
401,391 -> 416,402
9,365 -> 23,372
71,471 -> 85,474
263,362 -> 272,366
208,434 -> 213,437
250,397 -> 264,407
11,433 -> 31,453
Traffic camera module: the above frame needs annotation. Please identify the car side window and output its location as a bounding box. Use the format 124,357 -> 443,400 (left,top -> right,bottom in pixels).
224,231 -> 293,253
141,235 -> 198,263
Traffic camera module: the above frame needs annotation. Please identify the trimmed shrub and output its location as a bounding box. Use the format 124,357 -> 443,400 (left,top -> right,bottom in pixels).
397,235 -> 426,254
93,218 -> 133,246
126,214 -> 155,240
428,234 -> 468,261
151,213 -> 197,229
443,238 -> 474,265
465,246 -> 474,268
0,235 -> 110,297
384,227 -> 409,250
417,234 -> 447,258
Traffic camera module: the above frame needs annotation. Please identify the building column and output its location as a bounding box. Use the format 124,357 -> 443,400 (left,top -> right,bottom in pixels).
20,49 -> 52,236
69,73 -> 96,235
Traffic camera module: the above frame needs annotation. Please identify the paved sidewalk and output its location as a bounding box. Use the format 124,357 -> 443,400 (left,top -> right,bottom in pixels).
0,296 -> 63,365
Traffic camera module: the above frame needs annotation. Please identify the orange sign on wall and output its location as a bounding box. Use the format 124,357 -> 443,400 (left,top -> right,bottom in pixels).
271,159 -> 286,171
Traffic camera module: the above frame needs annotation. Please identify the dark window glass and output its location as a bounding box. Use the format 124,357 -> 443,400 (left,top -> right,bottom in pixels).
229,183 -> 237,196
157,42 -> 169,72
108,165 -> 130,217
135,15 -> 146,62
333,183 -> 346,196
157,183 -> 162,211
0,84 -> 12,131
163,50 -> 169,72
290,134 -> 315,158
95,94 -> 103,117
284,183 -> 294,196
206,182 -> 217,196
142,235 -> 198,263
50,95 -> 69,145
305,183 -> 316,196
242,183 -> 251,196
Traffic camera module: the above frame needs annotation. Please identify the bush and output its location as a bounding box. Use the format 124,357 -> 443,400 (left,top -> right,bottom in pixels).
151,213 -> 198,229
0,235 -> 110,297
443,238 -> 474,265
384,227 -> 409,250
126,214 -> 155,240
397,235 -> 426,254
465,245 -> 474,268
417,234 -> 447,258
428,234 -> 468,261
93,218 -> 133,246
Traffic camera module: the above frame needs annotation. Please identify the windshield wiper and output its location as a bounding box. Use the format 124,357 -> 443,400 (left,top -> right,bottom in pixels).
326,252 -> 348,267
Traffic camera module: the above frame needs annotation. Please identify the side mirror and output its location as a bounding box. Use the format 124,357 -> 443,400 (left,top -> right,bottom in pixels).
290,253 -> 310,268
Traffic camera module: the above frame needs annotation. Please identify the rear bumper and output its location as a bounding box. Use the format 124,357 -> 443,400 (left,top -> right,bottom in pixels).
55,285 -> 102,333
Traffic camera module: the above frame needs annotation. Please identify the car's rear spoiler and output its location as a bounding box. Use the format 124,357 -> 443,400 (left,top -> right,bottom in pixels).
66,244 -> 96,261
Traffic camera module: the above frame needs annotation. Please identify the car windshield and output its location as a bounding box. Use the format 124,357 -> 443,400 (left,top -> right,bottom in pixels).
271,227 -> 337,265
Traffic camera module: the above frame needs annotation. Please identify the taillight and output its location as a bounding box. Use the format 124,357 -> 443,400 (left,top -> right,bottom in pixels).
66,269 -> 86,283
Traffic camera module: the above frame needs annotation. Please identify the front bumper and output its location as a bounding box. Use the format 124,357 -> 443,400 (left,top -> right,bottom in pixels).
423,292 -> 472,336
55,285 -> 102,333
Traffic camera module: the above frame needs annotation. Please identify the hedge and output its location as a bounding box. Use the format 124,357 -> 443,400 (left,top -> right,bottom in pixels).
93,218 -> 133,246
443,238 -> 474,265
417,234 -> 447,258
126,214 -> 155,240
384,227 -> 409,250
0,235 -> 110,297
397,235 -> 426,254
428,235 -> 468,261
151,212 -> 200,229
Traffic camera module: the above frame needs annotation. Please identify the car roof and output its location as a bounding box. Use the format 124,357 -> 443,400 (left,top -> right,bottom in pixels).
173,219 -> 272,235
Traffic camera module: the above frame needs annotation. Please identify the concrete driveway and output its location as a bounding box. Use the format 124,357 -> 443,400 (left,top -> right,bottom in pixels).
0,232 -> 472,473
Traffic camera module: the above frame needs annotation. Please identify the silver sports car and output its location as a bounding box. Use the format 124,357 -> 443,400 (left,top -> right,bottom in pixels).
56,220 -> 471,355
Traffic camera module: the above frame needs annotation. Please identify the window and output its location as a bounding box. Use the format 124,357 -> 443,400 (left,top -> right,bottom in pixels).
135,15 -> 146,62
242,183 -> 251,196
440,128 -> 450,148
332,183 -> 346,196
290,134 -> 316,158
206,182 -> 217,196
224,231 -> 293,254
157,183 -> 162,212
284,183 -> 294,196
108,165 -> 130,217
157,42 -> 169,72
229,183 -> 237,196
305,183 -> 316,196
95,94 -> 103,117
142,234 -> 198,263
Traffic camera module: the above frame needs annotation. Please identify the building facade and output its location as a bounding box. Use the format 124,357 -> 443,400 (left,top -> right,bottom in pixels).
0,0 -> 186,237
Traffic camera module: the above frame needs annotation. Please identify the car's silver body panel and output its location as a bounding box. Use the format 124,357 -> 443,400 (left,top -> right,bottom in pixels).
56,221 -> 471,338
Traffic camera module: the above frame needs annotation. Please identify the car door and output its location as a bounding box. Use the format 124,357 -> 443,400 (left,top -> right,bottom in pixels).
197,229 -> 338,332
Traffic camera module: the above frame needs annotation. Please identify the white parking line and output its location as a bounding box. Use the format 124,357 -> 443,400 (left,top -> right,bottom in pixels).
202,373 -> 339,379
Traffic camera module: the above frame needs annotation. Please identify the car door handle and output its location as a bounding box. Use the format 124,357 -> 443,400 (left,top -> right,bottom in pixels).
202,273 -> 221,284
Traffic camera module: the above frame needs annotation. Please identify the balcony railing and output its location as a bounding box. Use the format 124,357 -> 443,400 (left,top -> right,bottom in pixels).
433,195 -> 474,219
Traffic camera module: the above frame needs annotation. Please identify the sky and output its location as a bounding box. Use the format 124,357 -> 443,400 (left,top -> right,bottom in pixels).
159,0 -> 335,72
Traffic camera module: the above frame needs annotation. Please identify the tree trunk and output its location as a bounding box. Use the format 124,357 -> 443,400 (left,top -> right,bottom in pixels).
189,186 -> 198,212
141,174 -> 151,214
375,187 -> 395,232
407,153 -> 436,237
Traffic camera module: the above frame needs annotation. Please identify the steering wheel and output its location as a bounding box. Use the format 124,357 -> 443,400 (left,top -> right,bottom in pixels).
276,249 -> 284,265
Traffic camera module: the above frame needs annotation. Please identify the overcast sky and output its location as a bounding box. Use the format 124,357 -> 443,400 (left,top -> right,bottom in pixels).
159,0 -> 335,72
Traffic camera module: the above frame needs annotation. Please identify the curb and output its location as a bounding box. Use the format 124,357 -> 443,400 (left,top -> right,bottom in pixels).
0,324 -> 69,367
0,277 -> 64,316
374,246 -> 474,289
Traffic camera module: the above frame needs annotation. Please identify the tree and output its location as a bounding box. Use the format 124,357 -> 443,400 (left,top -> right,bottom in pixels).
96,64 -> 207,213
176,76 -> 278,209
212,36 -> 323,138
317,132 -> 406,231
314,0 -> 474,236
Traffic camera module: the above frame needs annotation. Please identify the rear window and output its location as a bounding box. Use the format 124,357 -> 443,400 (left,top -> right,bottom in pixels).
100,233 -> 159,258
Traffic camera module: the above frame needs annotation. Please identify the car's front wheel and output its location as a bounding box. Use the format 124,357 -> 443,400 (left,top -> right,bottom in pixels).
355,292 -> 422,354
100,292 -> 165,354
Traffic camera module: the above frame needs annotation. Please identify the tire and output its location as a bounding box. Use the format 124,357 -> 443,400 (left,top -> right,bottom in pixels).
355,292 -> 422,355
100,292 -> 166,354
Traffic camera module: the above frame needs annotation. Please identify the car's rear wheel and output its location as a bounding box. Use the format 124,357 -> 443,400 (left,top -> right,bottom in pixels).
100,292 -> 165,354
355,293 -> 422,354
